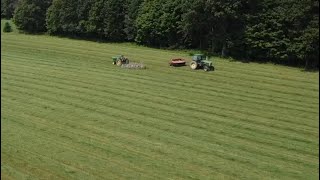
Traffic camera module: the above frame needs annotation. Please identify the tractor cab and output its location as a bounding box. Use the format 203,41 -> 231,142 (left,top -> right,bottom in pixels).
112,55 -> 129,66
192,54 -> 207,62
190,54 -> 214,71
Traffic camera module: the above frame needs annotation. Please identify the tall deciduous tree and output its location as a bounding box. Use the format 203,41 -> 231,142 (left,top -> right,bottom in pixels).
1,0 -> 18,19
244,0 -> 319,68
87,0 -> 126,41
180,0 -> 245,56
124,0 -> 143,41
10,0 -> 318,68
135,0 -> 184,47
46,0 -> 93,36
13,0 -> 51,33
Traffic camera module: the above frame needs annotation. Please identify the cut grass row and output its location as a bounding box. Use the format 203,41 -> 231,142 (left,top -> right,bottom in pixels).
2,67 -> 318,140
1,52 -> 318,116
2,34 -> 319,84
1,73 -> 318,165
3,69 -> 318,137
2,56 -> 318,118
2,23 -> 319,179
1,44 -> 318,107
2,38 -> 319,90
2,53 -> 319,148
2,97 -> 316,180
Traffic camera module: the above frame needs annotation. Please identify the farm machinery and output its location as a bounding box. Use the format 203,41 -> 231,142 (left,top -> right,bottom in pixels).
112,55 -> 129,66
169,58 -> 186,66
111,55 -> 146,69
189,54 -> 214,71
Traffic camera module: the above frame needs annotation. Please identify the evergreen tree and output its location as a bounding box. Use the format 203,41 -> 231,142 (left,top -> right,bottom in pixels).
3,21 -> 12,32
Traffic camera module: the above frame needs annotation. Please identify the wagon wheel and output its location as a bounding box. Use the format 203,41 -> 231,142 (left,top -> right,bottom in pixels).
116,60 -> 122,66
190,61 -> 198,70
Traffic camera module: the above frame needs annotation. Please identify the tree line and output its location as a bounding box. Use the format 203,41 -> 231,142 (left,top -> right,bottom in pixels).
2,0 -> 319,69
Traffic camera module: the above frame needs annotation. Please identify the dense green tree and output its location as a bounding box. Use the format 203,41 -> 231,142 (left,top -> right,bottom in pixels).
205,0 -> 244,57
86,0 -> 126,41
135,0 -> 184,47
287,0 -> 319,69
179,0 -> 207,49
124,0 -> 143,41
46,0 -> 93,35
180,0 -> 245,56
244,0 -> 319,68
13,0 -> 51,33
1,0 -> 18,19
3,21 -> 12,32
8,0 -> 319,68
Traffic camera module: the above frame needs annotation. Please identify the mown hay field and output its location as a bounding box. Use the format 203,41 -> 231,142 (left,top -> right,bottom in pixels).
1,20 -> 319,179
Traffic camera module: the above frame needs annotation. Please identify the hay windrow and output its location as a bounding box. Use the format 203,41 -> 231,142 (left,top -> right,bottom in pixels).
121,62 -> 146,69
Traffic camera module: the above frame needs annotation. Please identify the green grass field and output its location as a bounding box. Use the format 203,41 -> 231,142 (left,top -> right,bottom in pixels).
1,20 -> 319,179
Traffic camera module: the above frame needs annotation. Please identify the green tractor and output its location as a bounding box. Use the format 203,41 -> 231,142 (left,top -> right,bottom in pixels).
112,55 -> 129,66
189,54 -> 214,71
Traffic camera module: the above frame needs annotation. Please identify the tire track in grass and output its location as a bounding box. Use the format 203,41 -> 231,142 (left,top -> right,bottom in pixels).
0,164 -> 38,180
2,98 -> 313,180
3,68 -> 320,136
1,44 -> 319,101
2,37 -> 319,85
1,151 -> 64,179
0,163 -> 39,180
2,52 -> 316,108
4,88 -> 318,172
2,59 -> 319,117
4,72 -> 318,148
2,99 -> 239,180
1,33 -> 318,179
2,137 -> 136,180
2,52 -> 318,109
1,82 -> 318,171
1,38 -> 314,89
3,66 -> 316,125
2,113 -> 161,180
3,87 -> 320,170
3,62 -> 318,126
2,44 -> 319,97
5,81 -> 320,162
3,112 -> 228,180
3,71 -> 318,152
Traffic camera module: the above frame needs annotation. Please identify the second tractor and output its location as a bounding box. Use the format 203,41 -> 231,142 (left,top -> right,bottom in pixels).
190,54 -> 214,71
112,55 -> 129,66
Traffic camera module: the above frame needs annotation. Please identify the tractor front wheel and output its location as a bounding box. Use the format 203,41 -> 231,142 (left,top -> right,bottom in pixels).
190,61 -> 198,70
116,60 -> 122,66
203,65 -> 210,71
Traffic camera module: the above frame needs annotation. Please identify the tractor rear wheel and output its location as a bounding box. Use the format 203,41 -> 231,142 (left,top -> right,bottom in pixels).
116,60 -> 122,66
190,61 -> 198,70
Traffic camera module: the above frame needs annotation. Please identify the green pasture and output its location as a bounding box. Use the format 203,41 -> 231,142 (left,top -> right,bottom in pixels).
1,20 -> 319,179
